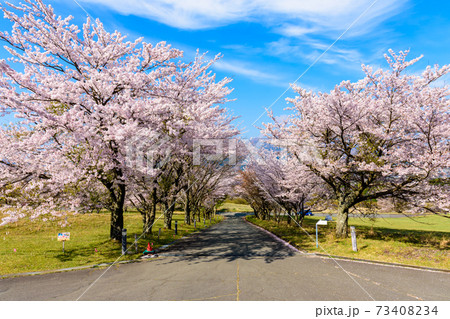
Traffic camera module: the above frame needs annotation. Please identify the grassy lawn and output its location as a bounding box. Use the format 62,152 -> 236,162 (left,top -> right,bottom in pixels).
217,202 -> 252,213
0,211 -> 223,276
246,214 -> 450,270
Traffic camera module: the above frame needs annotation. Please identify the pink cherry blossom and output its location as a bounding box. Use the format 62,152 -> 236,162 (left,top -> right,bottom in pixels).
263,49 -> 449,237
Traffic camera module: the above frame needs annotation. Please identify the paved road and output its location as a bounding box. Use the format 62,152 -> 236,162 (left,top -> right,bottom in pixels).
0,213 -> 449,300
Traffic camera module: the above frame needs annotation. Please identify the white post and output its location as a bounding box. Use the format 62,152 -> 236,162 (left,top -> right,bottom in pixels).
316,224 -> 318,248
315,219 -> 328,248
351,226 -> 358,252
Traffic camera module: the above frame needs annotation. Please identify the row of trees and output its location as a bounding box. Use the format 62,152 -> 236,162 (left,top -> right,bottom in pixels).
238,147 -> 327,225
0,0 -> 239,240
240,50 -> 450,237
0,2 -> 448,241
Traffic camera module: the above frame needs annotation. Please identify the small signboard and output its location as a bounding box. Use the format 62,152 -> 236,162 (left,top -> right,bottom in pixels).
316,219 -> 328,226
57,232 -> 70,241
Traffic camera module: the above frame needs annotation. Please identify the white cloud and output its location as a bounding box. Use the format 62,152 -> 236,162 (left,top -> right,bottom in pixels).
80,0 -> 408,36
275,25 -> 317,37
74,0 -> 410,84
213,60 -> 286,86
266,38 -> 364,68
214,59 -> 322,92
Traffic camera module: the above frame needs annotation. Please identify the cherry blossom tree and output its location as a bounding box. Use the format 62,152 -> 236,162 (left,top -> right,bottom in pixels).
238,168 -> 275,221
126,51 -> 239,231
0,125 -> 51,224
265,50 -> 450,237
0,0 -> 181,239
238,145 -> 325,224
278,154 -> 329,225
182,153 -> 239,223
0,123 -> 105,225
0,0 -> 239,239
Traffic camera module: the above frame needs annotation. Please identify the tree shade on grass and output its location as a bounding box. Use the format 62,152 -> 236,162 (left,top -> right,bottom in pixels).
0,212 -> 223,275
246,215 -> 449,270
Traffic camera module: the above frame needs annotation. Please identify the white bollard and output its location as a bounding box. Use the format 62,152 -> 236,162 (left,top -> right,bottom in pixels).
351,226 -> 358,252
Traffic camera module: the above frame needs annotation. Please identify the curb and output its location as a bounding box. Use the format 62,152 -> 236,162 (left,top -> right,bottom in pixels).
313,253 -> 450,273
244,217 -> 450,274
1,218 -> 224,279
0,258 -> 145,279
242,217 -> 302,254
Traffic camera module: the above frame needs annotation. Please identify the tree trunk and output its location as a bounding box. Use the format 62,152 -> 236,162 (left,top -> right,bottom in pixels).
142,213 -> 149,234
139,188 -> 157,235
148,187 -> 157,233
164,201 -> 174,229
184,189 -> 191,225
253,207 -> 260,219
143,206 -> 156,235
146,211 -> 156,234
297,201 -> 304,223
297,215 -> 304,227
336,204 -> 349,238
109,183 -> 125,241
110,204 -> 124,241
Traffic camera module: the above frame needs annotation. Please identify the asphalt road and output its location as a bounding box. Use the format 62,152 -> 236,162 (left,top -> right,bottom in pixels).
0,212 -> 449,301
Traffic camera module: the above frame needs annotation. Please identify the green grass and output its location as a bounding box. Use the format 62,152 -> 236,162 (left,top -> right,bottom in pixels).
0,211 -> 223,276
346,215 -> 450,232
217,202 -> 252,213
246,214 -> 450,270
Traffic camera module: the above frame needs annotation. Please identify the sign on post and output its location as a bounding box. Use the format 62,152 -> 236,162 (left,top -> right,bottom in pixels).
350,226 -> 358,252
315,220 -> 327,248
57,232 -> 70,253
58,232 -> 70,241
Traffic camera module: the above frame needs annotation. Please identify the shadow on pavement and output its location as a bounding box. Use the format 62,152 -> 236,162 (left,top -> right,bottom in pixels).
156,212 -> 296,265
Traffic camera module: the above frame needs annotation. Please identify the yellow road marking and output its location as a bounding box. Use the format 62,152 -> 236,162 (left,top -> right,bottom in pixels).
236,260 -> 240,301
407,293 -> 423,301
178,293 -> 237,301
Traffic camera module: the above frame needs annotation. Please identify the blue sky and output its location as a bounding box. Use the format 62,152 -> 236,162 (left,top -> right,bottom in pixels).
1,0 -> 449,136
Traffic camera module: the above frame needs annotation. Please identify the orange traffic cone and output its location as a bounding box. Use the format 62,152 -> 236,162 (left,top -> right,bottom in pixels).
143,242 -> 155,256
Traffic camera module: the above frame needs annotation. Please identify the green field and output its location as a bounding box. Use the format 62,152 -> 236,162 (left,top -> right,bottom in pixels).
246,214 -> 450,270
216,202 -> 252,213
0,211 -> 222,276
